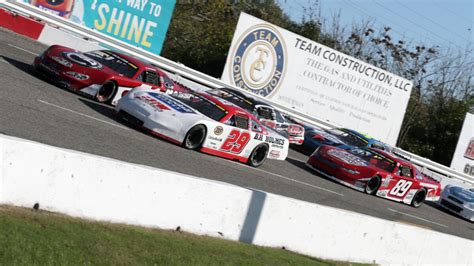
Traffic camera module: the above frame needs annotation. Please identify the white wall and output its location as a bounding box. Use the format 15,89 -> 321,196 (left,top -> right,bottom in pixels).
1,134 -> 472,265
38,24 -> 103,51
451,113 -> 474,178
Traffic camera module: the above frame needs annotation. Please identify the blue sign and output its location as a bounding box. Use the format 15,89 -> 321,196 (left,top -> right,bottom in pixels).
26,0 -> 176,55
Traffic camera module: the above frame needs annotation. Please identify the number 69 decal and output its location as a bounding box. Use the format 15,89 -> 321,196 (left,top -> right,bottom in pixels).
389,180 -> 413,197
220,129 -> 250,154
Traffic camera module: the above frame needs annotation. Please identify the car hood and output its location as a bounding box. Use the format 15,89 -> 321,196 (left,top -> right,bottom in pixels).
449,186 -> 474,203
49,47 -> 122,77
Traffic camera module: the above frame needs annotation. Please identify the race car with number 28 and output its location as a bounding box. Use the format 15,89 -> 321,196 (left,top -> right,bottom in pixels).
115,86 -> 289,167
306,145 -> 441,207
34,45 -> 176,105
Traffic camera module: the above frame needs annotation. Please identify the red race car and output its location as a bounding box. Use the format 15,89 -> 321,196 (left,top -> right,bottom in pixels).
306,145 -> 441,207
34,45 -> 178,105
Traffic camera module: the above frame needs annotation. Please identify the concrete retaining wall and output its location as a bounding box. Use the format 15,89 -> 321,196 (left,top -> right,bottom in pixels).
1,134 -> 472,265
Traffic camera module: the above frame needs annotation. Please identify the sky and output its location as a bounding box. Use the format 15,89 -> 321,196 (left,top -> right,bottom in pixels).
278,0 -> 473,53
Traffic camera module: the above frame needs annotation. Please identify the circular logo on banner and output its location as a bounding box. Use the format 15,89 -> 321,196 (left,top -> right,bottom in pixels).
230,24 -> 286,97
63,52 -> 102,69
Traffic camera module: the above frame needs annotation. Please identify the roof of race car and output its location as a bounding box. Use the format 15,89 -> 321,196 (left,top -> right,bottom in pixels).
368,147 -> 410,166
212,87 -> 271,110
103,50 -> 169,74
196,91 -> 260,120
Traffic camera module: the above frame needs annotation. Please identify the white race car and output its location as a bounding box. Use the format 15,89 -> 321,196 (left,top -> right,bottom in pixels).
439,185 -> 474,222
115,87 -> 289,167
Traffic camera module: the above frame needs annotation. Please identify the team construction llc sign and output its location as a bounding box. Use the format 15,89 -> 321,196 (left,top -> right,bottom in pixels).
27,0 -> 176,55
222,13 -> 413,145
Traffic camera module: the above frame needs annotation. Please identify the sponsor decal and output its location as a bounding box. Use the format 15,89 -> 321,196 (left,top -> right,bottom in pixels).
148,92 -> 195,113
269,150 -> 281,158
381,175 -> 392,188
230,24 -> 287,97
327,149 -> 368,166
254,133 -> 285,146
63,52 -> 103,69
135,95 -> 170,111
208,136 -> 223,143
377,190 -> 388,197
214,126 -> 223,135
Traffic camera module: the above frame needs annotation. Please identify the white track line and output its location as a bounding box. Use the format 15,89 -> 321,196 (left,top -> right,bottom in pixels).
38,99 -> 129,131
0,56 -> 8,64
226,160 -> 344,196
387,208 -> 448,228
8,43 -> 37,55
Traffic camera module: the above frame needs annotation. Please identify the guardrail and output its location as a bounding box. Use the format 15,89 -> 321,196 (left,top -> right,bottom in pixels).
1,0 -> 472,185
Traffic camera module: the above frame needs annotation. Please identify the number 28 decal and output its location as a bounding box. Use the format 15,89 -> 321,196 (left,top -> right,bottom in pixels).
389,180 -> 413,197
220,129 -> 250,154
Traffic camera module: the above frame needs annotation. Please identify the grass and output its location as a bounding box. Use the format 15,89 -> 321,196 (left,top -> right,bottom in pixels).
0,205 -> 367,265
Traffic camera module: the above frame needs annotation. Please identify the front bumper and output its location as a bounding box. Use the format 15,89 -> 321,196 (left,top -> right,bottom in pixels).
439,192 -> 474,222
34,56 -> 92,91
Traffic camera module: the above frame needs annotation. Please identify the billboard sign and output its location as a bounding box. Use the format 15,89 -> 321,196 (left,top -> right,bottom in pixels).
25,0 -> 176,55
222,13 -> 413,145
451,113 -> 474,177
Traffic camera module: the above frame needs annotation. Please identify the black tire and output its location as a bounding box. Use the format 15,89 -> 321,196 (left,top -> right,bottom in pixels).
183,125 -> 206,150
411,189 -> 426,208
96,81 -> 117,104
247,144 -> 269,168
365,176 -> 381,195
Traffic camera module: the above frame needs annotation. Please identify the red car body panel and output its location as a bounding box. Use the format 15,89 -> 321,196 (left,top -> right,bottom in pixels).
307,145 -> 441,206
34,45 -> 180,105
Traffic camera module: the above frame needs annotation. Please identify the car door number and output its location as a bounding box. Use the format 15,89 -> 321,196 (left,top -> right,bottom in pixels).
220,129 -> 250,154
389,180 -> 413,197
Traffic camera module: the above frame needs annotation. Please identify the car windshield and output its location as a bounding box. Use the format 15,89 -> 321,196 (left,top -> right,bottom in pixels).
207,89 -> 254,111
328,128 -> 368,147
170,92 -> 228,121
85,50 -> 139,78
348,147 -> 397,172
273,109 -> 286,123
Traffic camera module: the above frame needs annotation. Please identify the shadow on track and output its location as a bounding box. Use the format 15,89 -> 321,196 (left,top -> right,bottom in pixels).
1,55 -> 36,75
78,98 -> 118,122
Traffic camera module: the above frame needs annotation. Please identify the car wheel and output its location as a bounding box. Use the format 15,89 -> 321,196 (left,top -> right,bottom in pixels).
96,81 -> 117,104
183,125 -> 206,150
247,144 -> 269,168
411,189 -> 426,208
365,176 -> 381,195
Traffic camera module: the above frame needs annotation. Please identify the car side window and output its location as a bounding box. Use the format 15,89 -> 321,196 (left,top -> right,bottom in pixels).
137,70 -> 161,86
256,106 -> 274,120
250,119 -> 263,133
371,143 -> 384,150
225,115 -> 249,130
398,165 -> 413,178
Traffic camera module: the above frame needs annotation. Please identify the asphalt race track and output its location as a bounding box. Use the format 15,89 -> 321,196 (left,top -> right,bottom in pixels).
1,28 -> 472,240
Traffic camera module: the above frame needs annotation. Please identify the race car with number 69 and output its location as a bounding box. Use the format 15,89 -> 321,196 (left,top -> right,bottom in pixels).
306,145 -> 441,207
34,45 -> 176,105
115,86 -> 289,167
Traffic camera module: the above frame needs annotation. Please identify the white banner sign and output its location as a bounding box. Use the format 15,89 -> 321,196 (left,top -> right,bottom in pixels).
451,113 -> 474,177
222,13 -> 413,145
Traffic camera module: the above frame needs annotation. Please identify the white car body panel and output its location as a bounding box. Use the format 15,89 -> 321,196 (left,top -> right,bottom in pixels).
439,185 -> 474,222
116,87 -> 289,163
